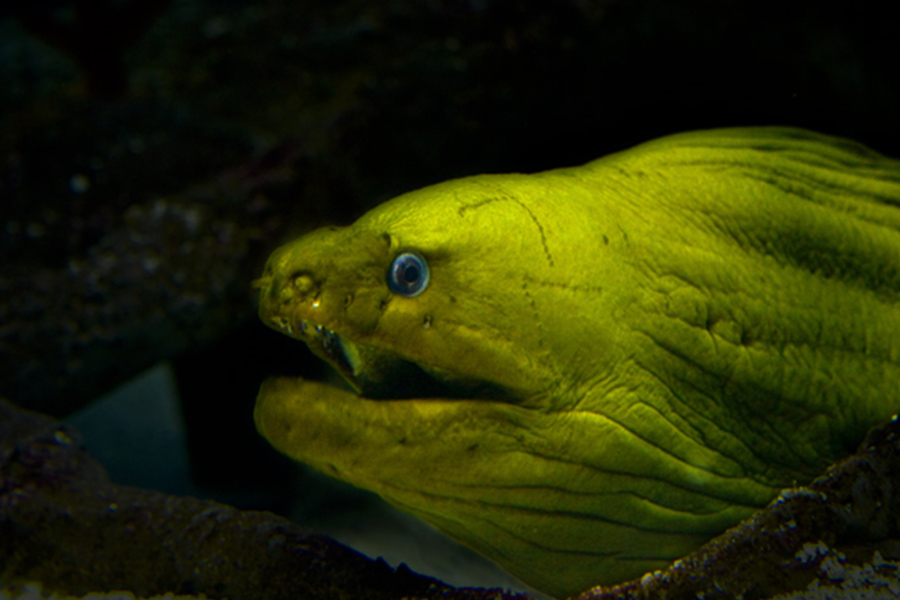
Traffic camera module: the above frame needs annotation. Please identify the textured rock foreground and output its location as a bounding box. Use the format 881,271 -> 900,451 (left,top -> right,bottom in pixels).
2,397 -> 899,599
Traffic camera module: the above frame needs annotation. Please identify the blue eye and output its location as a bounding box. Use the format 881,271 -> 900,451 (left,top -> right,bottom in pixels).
388,252 -> 429,297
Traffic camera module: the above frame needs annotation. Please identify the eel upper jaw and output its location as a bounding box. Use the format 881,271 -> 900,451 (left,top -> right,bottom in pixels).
267,314 -> 358,382
267,313 -> 513,401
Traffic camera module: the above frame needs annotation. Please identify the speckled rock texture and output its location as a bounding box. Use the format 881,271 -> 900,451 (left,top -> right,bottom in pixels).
4,398 -> 900,599
578,418 -> 900,600
0,398 -> 530,600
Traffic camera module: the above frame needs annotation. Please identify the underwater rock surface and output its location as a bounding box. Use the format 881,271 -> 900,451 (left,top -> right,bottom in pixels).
3,397 -> 900,599
579,416 -> 900,600
0,398 -> 528,600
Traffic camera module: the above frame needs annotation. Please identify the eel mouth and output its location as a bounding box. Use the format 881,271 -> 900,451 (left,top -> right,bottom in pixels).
267,314 -> 355,376
266,313 -> 509,401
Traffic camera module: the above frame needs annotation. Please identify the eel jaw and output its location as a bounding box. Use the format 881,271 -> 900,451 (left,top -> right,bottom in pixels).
265,312 -> 512,401
305,321 -> 360,378
267,314 -> 359,383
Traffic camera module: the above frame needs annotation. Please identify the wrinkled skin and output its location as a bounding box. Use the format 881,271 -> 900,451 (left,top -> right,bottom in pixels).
254,128 -> 900,598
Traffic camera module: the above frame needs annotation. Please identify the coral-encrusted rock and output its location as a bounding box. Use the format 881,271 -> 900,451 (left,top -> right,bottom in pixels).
578,417 -> 900,600
4,396 -> 900,599
0,398 -> 530,600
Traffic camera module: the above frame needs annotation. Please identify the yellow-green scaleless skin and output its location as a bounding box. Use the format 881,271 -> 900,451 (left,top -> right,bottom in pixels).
254,128 -> 900,598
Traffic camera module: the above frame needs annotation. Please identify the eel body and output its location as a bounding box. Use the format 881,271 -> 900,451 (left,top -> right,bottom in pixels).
253,128 -> 900,598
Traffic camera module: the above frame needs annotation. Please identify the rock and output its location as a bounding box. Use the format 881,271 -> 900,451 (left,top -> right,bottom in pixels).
578,417 -> 900,600
0,398 -> 530,600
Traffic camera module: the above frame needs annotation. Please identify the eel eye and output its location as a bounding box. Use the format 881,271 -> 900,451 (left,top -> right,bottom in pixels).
388,252 -> 429,297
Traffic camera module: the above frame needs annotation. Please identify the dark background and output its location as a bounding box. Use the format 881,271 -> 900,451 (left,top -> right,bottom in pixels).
1,0 -> 898,589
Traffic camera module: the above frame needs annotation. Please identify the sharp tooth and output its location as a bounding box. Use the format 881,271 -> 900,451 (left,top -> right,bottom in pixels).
306,324 -> 355,374
320,328 -> 336,354
337,335 -> 361,375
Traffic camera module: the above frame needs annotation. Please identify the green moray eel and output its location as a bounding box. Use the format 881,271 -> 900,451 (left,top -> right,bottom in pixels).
253,127 -> 900,598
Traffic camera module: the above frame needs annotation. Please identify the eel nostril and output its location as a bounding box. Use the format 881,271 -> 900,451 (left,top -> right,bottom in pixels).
291,272 -> 317,294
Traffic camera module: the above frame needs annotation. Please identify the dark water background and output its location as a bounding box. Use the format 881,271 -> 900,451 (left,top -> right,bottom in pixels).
2,0 -> 898,593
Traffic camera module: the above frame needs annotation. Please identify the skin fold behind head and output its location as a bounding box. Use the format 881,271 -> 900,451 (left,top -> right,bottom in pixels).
254,128 -> 900,598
